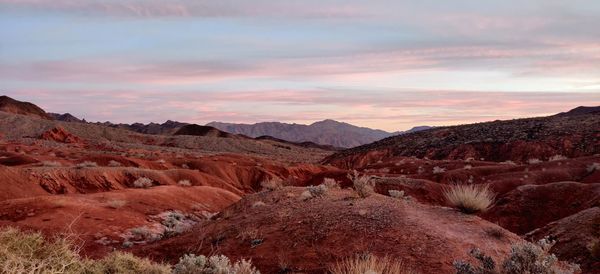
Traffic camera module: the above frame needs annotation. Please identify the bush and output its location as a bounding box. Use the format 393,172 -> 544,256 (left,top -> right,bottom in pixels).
348,170 -> 374,198
454,237 -> 580,274
90,251 -> 171,274
300,184 -> 328,201
329,253 -> 414,274
587,163 -> 600,173
105,199 -> 126,209
388,190 -> 405,199
260,178 -> 282,191
527,158 -> 542,164
177,179 -> 192,187
41,161 -> 62,167
0,227 -> 170,274
76,161 -> 98,168
133,177 -> 153,188
323,178 -> 340,189
433,166 -> 446,174
549,155 -> 567,161
173,254 -> 260,274
443,184 -> 495,214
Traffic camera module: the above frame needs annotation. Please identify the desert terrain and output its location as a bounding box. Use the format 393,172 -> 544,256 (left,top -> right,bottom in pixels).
0,96 -> 598,273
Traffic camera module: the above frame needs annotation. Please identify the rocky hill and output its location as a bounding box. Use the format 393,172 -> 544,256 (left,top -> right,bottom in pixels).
0,95 -> 52,120
324,107 -> 600,168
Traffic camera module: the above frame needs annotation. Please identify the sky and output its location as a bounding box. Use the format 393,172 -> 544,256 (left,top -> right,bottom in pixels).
1,0 -> 599,131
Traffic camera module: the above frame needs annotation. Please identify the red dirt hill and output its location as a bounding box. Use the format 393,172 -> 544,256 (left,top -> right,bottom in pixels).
133,187 -> 524,273
40,126 -> 83,144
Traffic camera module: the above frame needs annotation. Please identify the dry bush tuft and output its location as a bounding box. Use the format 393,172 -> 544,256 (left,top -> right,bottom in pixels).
133,177 -> 153,188
454,237 -> 580,274
443,184 -> 495,214
177,179 -> 192,187
433,166 -> 446,174
388,190 -> 405,199
587,163 -> 600,173
0,227 -> 170,274
348,170 -> 374,198
323,177 -> 340,189
260,178 -> 282,191
41,161 -> 62,167
527,158 -> 542,164
76,161 -> 98,168
173,254 -> 260,274
329,253 -> 414,274
549,155 -> 567,161
105,199 -> 126,209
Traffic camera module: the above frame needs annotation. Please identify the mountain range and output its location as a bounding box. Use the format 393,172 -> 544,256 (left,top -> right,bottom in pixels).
207,120 -> 430,148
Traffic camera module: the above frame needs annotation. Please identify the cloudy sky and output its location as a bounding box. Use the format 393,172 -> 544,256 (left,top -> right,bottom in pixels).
1,0 -> 599,131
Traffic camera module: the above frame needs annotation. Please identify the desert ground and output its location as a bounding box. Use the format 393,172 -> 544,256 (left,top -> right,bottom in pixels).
0,96 -> 598,273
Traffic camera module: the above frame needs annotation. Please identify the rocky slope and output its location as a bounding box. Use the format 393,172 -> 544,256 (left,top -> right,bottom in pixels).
0,95 -> 52,120
324,107 -> 600,168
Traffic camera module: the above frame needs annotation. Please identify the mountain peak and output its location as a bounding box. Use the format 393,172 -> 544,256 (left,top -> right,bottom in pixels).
0,95 -> 52,120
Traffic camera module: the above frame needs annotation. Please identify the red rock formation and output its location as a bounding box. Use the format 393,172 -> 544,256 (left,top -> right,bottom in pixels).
39,127 -> 82,144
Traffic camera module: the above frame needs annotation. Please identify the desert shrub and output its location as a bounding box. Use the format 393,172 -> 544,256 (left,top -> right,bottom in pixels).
156,159 -> 166,164
323,178 -> 340,189
433,166 -> 446,174
177,179 -> 192,187
0,227 -> 87,273
329,253 -> 414,274
454,237 -> 580,274
173,254 -> 260,274
41,161 -> 62,167
105,199 -> 126,209
308,184 -> 328,197
260,178 -> 282,191
181,163 -> 190,169
90,251 -> 171,274
443,184 -> 495,214
133,177 -> 153,188
0,227 -> 170,274
527,158 -> 542,164
464,164 -> 473,170
108,160 -> 122,167
388,190 -> 405,199
252,201 -> 266,208
76,161 -> 98,168
587,163 -> 600,173
549,155 -> 567,161
501,160 -> 516,166
348,170 -> 374,198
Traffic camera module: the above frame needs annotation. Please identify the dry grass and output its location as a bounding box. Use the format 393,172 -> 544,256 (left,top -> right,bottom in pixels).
348,170 -> 374,198
0,227 -> 170,274
260,178 -> 282,191
41,161 -> 62,167
443,184 -> 496,214
177,179 -> 192,187
76,161 -> 98,168
108,160 -> 122,167
323,177 -> 340,189
133,177 -> 154,188
329,254 -> 415,274
105,199 -> 127,209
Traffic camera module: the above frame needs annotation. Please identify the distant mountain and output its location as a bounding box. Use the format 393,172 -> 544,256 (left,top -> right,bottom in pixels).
207,119 -> 406,148
48,113 -> 84,123
113,120 -> 189,135
0,96 -> 52,120
174,124 -> 240,138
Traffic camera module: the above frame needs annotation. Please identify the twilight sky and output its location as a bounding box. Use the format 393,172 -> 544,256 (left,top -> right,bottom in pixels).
1,0 -> 599,131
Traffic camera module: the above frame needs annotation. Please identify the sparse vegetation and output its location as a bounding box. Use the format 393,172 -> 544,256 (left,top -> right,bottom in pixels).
527,158 -> 542,164
41,161 -> 62,167
323,177 -> 340,189
177,179 -> 192,187
443,184 -> 495,214
0,227 -> 170,274
173,254 -> 260,274
587,163 -> 600,172
433,166 -> 446,174
76,161 -> 98,168
133,177 -> 153,188
329,253 -> 414,274
260,178 -> 282,191
300,184 -> 328,201
105,199 -> 127,209
348,170 -> 374,198
388,190 -> 405,199
454,237 -> 580,274
549,155 -> 567,161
